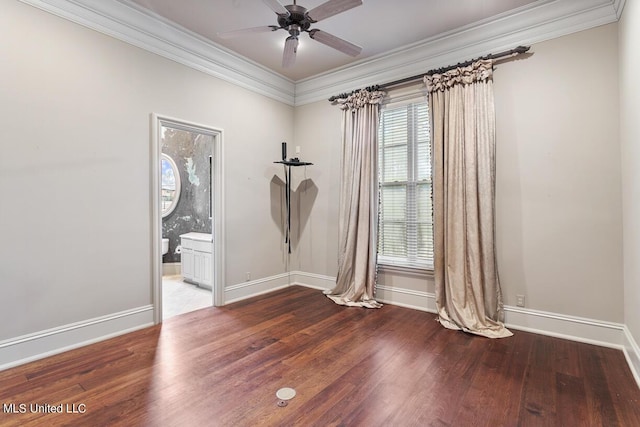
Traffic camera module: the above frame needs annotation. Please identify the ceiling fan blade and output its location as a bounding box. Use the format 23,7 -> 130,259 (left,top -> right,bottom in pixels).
263,0 -> 289,16
217,26 -> 279,39
307,0 -> 362,22
282,36 -> 299,68
309,29 -> 361,56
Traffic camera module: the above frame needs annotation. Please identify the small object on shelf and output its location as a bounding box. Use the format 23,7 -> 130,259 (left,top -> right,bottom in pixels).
274,142 -> 313,254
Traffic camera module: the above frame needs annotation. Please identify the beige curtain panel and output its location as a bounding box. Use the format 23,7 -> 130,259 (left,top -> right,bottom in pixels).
325,89 -> 385,308
425,59 -> 512,338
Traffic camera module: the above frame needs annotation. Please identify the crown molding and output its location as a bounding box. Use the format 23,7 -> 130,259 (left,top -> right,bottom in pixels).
295,0 -> 621,105
614,0 -> 627,19
19,0 -> 621,107
18,0 -> 296,105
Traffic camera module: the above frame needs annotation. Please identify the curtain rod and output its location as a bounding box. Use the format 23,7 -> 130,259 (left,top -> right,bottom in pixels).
328,45 -> 530,102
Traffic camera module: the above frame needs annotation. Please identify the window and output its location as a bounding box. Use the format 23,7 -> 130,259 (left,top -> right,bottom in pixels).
377,99 -> 433,269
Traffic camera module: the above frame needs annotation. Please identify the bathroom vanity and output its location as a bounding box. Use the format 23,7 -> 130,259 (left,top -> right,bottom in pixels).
180,232 -> 213,289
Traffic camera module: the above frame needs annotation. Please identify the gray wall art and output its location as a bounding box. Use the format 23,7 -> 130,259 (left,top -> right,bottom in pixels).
162,127 -> 213,263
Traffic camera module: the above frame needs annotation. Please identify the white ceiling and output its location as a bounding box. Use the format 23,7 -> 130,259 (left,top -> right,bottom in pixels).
126,0 -> 540,81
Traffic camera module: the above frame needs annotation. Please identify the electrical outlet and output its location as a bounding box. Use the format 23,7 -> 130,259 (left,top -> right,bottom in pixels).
516,295 -> 525,307
246,272 -> 251,281
295,145 -> 301,155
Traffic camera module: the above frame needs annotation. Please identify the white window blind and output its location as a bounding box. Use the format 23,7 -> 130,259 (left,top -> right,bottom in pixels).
378,100 -> 433,269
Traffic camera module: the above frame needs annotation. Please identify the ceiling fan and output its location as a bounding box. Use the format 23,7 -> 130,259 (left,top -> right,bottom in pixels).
218,0 -> 363,68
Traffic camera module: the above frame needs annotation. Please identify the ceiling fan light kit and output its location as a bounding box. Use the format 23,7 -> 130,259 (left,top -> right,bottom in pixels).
218,0 -> 363,68
282,36 -> 299,67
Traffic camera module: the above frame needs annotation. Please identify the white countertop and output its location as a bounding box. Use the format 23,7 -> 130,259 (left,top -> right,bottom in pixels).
179,232 -> 213,242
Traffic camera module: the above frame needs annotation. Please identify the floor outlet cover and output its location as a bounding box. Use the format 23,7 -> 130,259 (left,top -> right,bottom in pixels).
276,387 -> 296,400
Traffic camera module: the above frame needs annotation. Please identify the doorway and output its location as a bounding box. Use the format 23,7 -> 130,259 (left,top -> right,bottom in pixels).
151,114 -> 224,323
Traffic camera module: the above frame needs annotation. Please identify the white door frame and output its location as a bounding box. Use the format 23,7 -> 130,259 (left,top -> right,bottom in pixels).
151,113 -> 225,324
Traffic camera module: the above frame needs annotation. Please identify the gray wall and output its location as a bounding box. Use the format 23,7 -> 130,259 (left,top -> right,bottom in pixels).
494,23 -> 622,321
0,1 -> 293,341
620,1 -> 640,346
293,23 -> 624,323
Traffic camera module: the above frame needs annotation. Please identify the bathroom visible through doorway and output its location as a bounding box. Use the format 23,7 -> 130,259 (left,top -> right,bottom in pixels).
151,114 -> 225,323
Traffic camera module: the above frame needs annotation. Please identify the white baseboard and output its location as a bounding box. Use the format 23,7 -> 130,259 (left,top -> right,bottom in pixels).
375,285 -> 437,313
290,271 -> 334,291
623,326 -> 640,387
222,271 -> 334,304
224,272 -> 291,304
503,306 -> 626,349
162,262 -> 181,276
0,305 -> 154,371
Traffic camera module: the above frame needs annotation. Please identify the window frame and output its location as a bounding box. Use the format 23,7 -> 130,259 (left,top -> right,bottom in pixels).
377,90 -> 434,272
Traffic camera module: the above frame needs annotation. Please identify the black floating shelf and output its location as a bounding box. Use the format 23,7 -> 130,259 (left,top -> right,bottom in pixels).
274,160 -> 314,166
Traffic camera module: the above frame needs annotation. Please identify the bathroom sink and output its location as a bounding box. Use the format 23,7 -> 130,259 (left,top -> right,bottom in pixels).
162,238 -> 169,255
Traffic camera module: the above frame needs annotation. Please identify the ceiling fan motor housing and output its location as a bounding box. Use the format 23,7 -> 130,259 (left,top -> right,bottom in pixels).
278,4 -> 312,36
216,0 -> 363,67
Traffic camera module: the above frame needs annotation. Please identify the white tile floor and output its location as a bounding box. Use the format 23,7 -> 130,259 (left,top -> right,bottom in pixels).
162,275 -> 212,320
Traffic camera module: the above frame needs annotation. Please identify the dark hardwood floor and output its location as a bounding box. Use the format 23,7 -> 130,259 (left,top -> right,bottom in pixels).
1,285 -> 639,426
